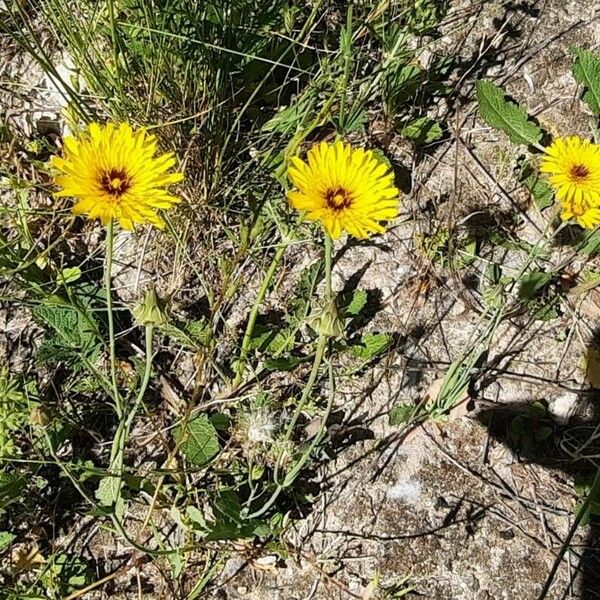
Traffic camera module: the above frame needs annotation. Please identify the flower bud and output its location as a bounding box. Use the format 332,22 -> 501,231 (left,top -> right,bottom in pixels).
133,286 -> 169,327
307,297 -> 344,338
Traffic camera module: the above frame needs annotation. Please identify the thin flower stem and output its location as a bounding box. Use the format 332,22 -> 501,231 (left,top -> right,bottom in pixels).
232,238 -> 289,389
245,232 -> 334,520
105,220 -> 123,418
109,324 -> 155,473
538,466 -> 600,600
324,233 -> 333,299
338,4 -> 353,130
108,324 -> 157,554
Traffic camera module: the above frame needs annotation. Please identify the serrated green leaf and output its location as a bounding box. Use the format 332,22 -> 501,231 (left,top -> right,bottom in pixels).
400,116 -> 443,144
344,289 -> 368,316
350,332 -> 393,360
476,80 -> 542,145
572,47 -> 600,115
175,414 -> 219,466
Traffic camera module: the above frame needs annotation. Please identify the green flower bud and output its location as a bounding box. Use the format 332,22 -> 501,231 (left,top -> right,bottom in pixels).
133,286 -> 169,327
307,297 -> 344,338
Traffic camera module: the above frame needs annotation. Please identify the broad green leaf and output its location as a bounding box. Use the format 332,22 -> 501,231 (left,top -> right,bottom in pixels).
247,324 -> 293,355
263,356 -> 303,372
175,414 -> 219,466
95,476 -> 120,506
95,476 -> 125,520
350,332 -> 393,360
400,116 -> 443,144
385,64 -> 424,108
167,552 -> 183,579
476,80 -> 542,145
186,506 -> 208,529
0,471 -> 26,499
518,271 -> 552,300
572,48 -> 600,115
161,319 -> 210,349
210,413 -> 231,431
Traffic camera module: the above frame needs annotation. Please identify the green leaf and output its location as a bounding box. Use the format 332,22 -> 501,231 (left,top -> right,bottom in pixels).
385,64 -> 424,109
534,425 -> 553,441
400,116 -> 443,144
350,332 -> 393,360
577,229 -> 600,256
0,531 -> 15,551
161,319 -> 210,349
339,104 -> 368,134
389,403 -> 418,426
175,414 -> 219,466
95,476 -> 120,506
186,506 -> 208,530
247,324 -> 293,355
518,271 -> 552,300
0,471 -> 26,499
519,161 -> 554,210
475,80 -> 542,145
263,356 -> 304,372
210,413 -> 231,431
343,289 -> 368,316
572,47 -> 600,115
58,267 -> 81,285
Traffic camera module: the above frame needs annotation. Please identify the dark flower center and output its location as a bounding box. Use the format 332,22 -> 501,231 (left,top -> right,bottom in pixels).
100,168 -> 131,197
570,163 -> 590,181
325,186 -> 352,211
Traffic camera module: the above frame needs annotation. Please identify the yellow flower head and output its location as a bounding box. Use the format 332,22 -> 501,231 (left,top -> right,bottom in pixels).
560,197 -> 600,229
540,136 -> 600,222
52,122 -> 183,230
287,141 -> 399,239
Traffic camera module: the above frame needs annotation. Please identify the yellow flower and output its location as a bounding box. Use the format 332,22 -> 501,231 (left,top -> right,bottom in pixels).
540,136 -> 600,228
287,141 -> 399,239
560,197 -> 600,229
52,122 -> 183,230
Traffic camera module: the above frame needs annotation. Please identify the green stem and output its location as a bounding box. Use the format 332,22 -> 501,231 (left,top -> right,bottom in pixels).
338,4 -> 353,130
245,233 -> 334,520
105,220 -> 123,418
538,467 -> 600,599
108,324 -> 155,551
110,324 -> 154,474
324,233 -> 333,299
232,240 -> 289,388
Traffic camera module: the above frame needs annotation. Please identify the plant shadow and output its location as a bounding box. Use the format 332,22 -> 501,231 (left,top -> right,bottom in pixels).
475,394 -> 600,598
